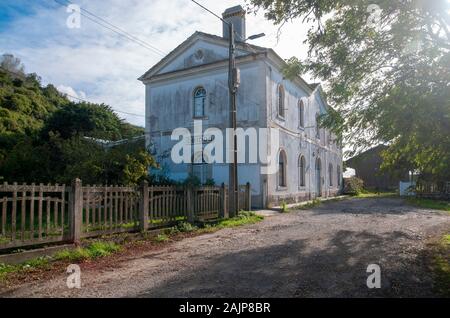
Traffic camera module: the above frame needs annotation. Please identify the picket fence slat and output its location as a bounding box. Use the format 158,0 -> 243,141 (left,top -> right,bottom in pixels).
0,180 -> 250,251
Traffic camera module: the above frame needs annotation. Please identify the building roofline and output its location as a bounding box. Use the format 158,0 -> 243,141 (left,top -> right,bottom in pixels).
138,31 -> 325,102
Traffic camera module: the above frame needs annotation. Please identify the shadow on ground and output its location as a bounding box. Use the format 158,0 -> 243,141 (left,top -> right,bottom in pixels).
311,197 -> 439,216
138,227 -> 437,298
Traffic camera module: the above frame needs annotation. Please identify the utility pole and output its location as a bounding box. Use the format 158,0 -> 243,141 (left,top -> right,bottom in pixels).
190,1 -> 265,217
228,23 -> 239,217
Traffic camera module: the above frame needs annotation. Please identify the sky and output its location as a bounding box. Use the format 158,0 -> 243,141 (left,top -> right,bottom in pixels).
0,0 -> 312,127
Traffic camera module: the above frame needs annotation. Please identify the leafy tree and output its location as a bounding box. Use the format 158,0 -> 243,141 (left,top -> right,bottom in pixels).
249,0 -> 450,183
41,102 -> 124,140
122,150 -> 156,186
0,54 -> 151,185
0,54 -> 25,74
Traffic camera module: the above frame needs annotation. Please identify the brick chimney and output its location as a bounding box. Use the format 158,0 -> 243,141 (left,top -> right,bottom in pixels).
222,5 -> 246,41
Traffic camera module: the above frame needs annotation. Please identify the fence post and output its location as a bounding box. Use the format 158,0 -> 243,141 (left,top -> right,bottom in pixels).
139,180 -> 149,232
220,183 -> 228,219
69,178 -> 82,244
246,182 -> 251,211
186,186 -> 195,223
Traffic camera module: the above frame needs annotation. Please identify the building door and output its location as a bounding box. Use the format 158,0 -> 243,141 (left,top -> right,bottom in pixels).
316,158 -> 322,197
192,152 -> 211,184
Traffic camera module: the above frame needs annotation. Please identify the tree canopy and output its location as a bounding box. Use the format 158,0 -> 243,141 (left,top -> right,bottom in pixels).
249,0 -> 450,182
0,55 -> 154,185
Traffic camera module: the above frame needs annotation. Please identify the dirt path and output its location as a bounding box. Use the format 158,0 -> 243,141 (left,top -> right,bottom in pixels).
2,197 -> 449,298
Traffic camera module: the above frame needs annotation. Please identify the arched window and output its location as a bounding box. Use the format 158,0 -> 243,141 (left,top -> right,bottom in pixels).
298,155 -> 306,187
278,150 -> 287,187
329,163 -> 333,186
299,100 -> 305,128
278,84 -> 285,118
337,165 -> 341,186
193,87 -> 206,118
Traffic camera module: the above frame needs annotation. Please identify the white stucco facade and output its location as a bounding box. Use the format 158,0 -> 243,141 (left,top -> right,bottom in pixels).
140,26 -> 343,208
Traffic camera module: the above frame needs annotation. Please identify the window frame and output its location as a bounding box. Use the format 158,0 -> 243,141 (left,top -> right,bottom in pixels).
298,155 -> 306,188
337,165 -> 341,187
278,149 -> 287,189
277,84 -> 285,119
329,163 -> 333,187
193,87 -> 206,119
298,99 -> 305,129
315,113 -> 321,140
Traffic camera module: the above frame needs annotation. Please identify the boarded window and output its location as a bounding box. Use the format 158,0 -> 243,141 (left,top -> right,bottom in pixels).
278,150 -> 287,187
194,87 -> 206,118
298,155 -> 306,187
299,100 -> 305,128
278,85 -> 285,118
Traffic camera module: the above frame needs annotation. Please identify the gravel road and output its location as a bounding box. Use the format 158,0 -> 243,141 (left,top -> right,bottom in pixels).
2,197 -> 449,298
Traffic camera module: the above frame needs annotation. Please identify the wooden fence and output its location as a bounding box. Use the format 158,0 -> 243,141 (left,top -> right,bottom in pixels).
0,180 -> 251,250
415,181 -> 450,200
0,183 -> 68,249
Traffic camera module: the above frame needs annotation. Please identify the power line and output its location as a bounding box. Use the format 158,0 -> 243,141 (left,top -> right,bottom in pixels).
190,0 -> 227,23
0,66 -> 145,118
58,0 -> 166,56
53,0 -> 166,57
62,93 -> 145,118
189,1 -> 261,57
59,0 -> 166,55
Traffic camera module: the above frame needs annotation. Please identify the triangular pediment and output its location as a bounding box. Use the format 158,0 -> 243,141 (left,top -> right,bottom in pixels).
139,32 -> 265,81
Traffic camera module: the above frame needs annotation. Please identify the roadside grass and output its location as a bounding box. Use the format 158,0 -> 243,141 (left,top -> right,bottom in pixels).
0,256 -> 52,282
154,234 -> 170,243
297,199 -> 322,210
356,190 -> 398,198
0,211 -> 264,285
53,241 -> 121,262
431,234 -> 450,296
406,197 -> 450,213
0,241 -> 121,282
213,211 -> 263,229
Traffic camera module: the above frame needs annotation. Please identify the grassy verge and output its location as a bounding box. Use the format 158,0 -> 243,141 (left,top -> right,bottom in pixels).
296,199 -> 322,210
162,211 -> 264,235
0,241 -> 121,283
406,197 -> 450,213
0,257 -> 52,282
53,241 -> 121,262
209,211 -> 264,229
0,211 -> 263,285
356,191 -> 398,198
430,234 -> 450,296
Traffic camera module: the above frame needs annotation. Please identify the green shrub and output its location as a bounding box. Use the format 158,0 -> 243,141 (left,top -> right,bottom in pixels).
87,241 -> 121,258
203,178 -> 216,186
54,241 -> 120,262
154,234 -> 169,243
182,174 -> 201,186
176,221 -> 198,233
54,247 -> 91,262
343,177 -> 364,195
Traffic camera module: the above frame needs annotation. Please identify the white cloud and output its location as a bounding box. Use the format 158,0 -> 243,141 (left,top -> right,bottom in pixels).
56,84 -> 86,101
0,0 -> 311,126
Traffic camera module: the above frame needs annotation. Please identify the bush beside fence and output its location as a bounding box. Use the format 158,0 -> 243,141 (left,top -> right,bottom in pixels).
0,180 -> 251,251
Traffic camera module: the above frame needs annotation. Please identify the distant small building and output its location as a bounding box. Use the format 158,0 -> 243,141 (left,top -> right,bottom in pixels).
345,145 -> 408,190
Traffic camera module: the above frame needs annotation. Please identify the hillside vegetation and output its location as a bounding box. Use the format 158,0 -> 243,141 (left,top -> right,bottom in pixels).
0,54 -> 153,185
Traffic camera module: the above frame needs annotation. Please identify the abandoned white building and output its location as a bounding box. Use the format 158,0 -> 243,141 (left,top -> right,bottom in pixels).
139,5 -> 343,208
